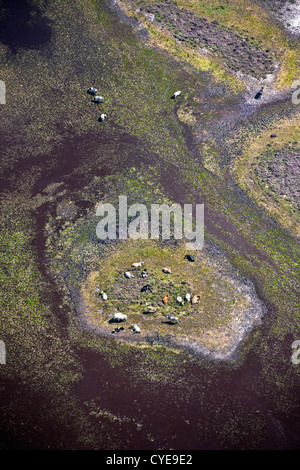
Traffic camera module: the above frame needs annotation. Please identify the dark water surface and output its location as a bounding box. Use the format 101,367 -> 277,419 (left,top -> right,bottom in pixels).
0,0 -> 52,52
0,0 -> 299,450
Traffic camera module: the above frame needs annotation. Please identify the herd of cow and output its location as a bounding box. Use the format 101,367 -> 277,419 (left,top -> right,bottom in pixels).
98,254 -> 200,334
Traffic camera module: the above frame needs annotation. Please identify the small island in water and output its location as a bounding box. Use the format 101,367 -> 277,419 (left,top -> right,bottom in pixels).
79,240 -> 265,361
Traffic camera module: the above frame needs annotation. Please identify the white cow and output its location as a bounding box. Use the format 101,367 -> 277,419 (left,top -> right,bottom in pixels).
100,291 -> 108,301
184,293 -> 191,302
176,296 -> 184,306
162,267 -> 172,274
125,271 -> 134,279
132,262 -> 144,268
99,114 -> 107,122
172,90 -> 181,99
88,87 -> 98,95
167,315 -> 178,324
113,313 -> 127,322
92,96 -> 104,103
130,324 -> 141,333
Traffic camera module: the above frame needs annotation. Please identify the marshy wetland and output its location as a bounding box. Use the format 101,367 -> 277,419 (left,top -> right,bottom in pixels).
0,0 -> 300,450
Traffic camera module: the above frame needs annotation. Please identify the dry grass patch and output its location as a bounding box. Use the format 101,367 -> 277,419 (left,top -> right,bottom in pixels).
233,113 -> 300,236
